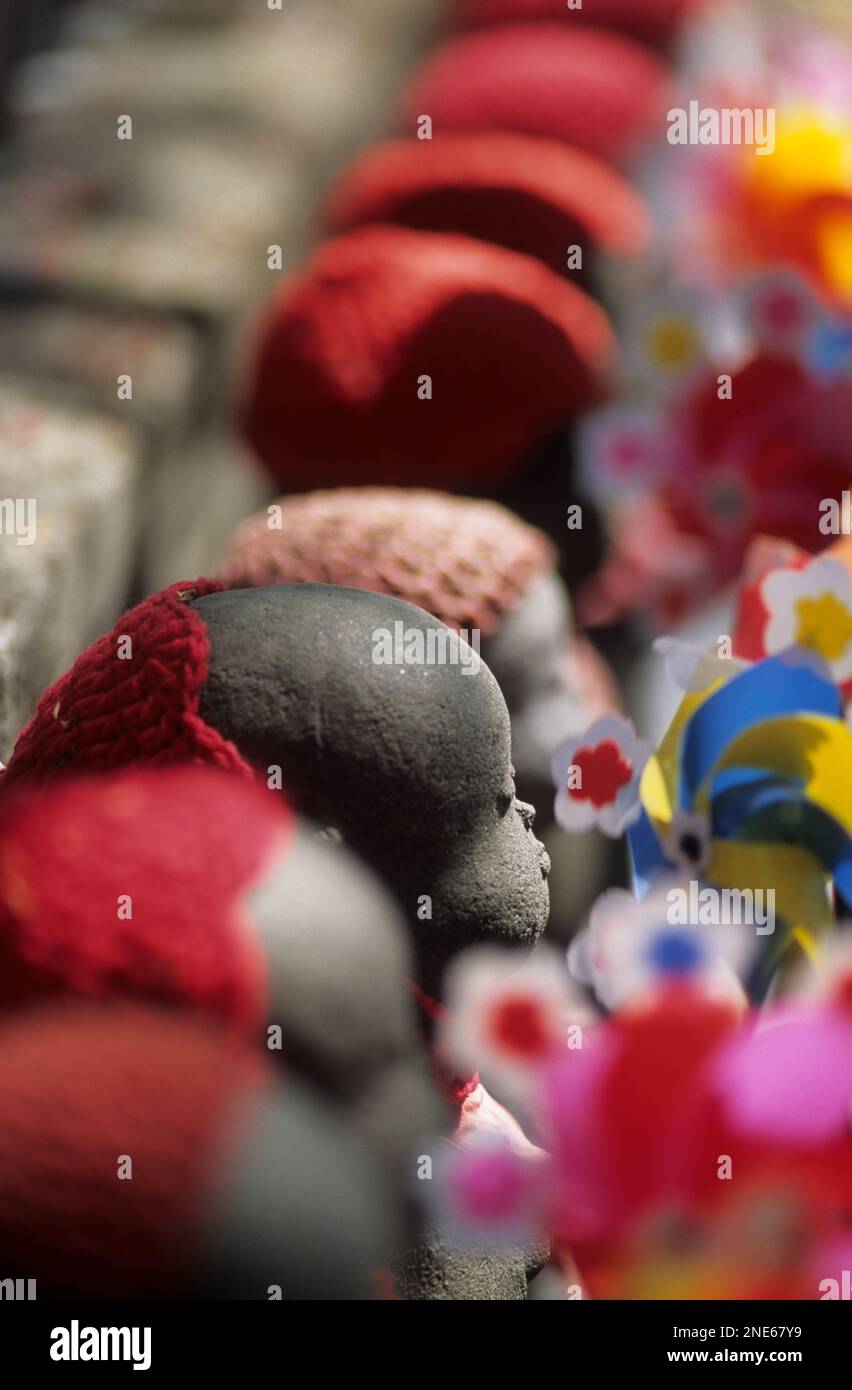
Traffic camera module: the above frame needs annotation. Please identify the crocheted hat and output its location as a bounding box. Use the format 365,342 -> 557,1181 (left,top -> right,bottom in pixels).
242,225 -> 614,490
0,1003 -> 267,1296
324,133 -> 652,275
400,26 -> 670,166
453,0 -> 705,47
0,767 -> 291,1024
1,579 -> 251,789
219,488 -> 555,638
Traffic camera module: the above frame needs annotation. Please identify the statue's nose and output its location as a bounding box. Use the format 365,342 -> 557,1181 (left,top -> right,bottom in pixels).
515,799 -> 550,876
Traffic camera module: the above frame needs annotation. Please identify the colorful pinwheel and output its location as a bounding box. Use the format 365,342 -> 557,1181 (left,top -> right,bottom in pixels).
627,652 -> 852,996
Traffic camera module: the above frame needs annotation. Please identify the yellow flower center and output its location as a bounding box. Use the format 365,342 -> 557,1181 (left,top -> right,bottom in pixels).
794,591 -> 852,661
646,316 -> 700,370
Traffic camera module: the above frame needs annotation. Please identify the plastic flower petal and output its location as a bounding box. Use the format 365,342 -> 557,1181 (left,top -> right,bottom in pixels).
808,316 -> 852,381
441,945 -> 593,1093
568,879 -> 753,1015
577,407 -> 673,503
584,339 -> 852,628
619,287 -> 710,393
653,635 -> 750,694
709,1006 -> 852,1146
551,714 -> 649,836
762,557 -> 852,682
738,271 -> 820,358
429,1135 -> 543,1251
734,108 -> 852,306
542,986 -> 743,1260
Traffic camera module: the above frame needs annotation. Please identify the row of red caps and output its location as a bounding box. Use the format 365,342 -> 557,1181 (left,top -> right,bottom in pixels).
242,0 -> 706,491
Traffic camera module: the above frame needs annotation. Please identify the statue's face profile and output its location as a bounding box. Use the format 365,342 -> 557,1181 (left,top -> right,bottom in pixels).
193,584 -> 550,999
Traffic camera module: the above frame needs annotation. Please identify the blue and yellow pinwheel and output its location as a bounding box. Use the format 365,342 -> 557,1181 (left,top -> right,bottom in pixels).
627,653 -> 852,997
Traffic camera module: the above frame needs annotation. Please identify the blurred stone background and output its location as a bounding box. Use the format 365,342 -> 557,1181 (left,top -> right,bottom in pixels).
0,0 -> 447,762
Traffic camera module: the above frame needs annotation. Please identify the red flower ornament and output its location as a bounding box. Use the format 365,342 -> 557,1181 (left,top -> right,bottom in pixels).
552,715 -> 649,835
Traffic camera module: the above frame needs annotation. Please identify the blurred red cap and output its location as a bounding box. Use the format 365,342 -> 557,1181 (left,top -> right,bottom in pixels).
0,1004 -> 267,1296
400,25 -> 671,166
0,767 -> 290,1027
242,225 -> 614,490
325,133 -> 652,275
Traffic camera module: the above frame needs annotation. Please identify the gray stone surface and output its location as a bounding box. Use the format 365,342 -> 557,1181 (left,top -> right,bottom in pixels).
204,1075 -> 398,1301
248,824 -> 448,1200
0,378 -> 141,761
193,583 -> 551,1002
393,1231 -> 550,1302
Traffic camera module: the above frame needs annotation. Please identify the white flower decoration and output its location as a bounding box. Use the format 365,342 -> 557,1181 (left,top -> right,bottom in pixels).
762,557 -> 852,683
551,714 -> 650,837
577,406 -> 670,503
440,946 -> 594,1096
618,287 -> 710,394
738,271 -> 819,359
568,879 -> 754,1014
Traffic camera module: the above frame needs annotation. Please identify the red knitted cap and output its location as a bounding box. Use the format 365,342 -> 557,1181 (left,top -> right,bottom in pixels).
0,1003 -> 268,1296
0,767 -> 292,1026
325,133 -> 652,274
219,488 -> 555,637
242,225 -> 614,490
400,26 -> 671,166
1,579 -> 251,789
453,0 -> 706,47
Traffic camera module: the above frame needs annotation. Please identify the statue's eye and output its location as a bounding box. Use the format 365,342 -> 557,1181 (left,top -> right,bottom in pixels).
496,793 -> 513,817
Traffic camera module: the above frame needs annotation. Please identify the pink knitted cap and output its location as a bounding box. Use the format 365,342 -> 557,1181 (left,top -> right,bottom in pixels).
219,488 -> 556,638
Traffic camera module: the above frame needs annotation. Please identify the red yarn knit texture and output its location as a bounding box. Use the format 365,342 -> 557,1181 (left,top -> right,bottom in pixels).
454,0 -> 705,47
219,488 -> 555,638
1,579 -> 251,789
325,134 -> 652,274
401,26 -> 671,167
0,767 -> 292,1026
243,225 -> 614,490
0,1004 -> 267,1296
